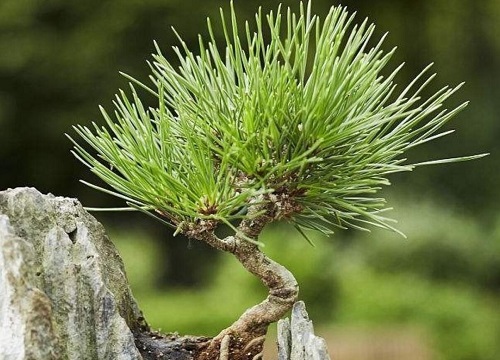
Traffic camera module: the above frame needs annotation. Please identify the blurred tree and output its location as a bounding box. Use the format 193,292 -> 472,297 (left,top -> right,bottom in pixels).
352,197 -> 500,293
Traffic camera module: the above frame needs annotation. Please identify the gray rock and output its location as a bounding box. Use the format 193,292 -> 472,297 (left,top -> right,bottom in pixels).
0,188 -> 331,360
277,301 -> 331,360
0,187 -> 144,360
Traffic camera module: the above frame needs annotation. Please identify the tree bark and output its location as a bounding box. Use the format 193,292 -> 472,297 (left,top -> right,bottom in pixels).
194,203 -> 299,360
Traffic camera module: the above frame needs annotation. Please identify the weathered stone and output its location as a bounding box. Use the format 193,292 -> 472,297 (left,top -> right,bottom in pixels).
277,301 -> 331,360
0,187 -> 144,360
0,188 -> 332,360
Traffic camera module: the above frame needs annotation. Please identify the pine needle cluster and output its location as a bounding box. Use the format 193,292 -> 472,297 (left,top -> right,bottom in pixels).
68,1 -> 485,238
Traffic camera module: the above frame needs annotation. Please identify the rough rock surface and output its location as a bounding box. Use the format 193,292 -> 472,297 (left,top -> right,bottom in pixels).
0,187 -> 145,360
277,301 -> 331,360
0,187 -> 331,360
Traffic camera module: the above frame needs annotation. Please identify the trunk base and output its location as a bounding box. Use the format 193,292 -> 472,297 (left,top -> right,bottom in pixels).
195,329 -> 267,360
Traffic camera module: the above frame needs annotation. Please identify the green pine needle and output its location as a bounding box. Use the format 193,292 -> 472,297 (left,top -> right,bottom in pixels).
68,1 -> 487,238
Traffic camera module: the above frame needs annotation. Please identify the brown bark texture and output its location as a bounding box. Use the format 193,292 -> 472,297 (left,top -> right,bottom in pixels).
189,200 -> 300,360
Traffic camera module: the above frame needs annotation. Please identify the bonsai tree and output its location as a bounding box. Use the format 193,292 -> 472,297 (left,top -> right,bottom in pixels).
68,1 -> 486,358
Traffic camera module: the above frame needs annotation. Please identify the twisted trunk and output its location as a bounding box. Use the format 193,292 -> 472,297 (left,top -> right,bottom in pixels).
194,206 -> 299,360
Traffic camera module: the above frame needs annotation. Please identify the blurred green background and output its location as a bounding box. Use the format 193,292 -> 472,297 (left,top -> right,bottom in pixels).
0,0 -> 498,359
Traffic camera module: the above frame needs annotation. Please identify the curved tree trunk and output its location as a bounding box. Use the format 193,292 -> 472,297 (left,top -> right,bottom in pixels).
186,199 -> 300,360
195,237 -> 299,360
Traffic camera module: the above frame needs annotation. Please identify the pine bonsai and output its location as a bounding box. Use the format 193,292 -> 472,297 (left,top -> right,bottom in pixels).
68,1 -> 486,358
